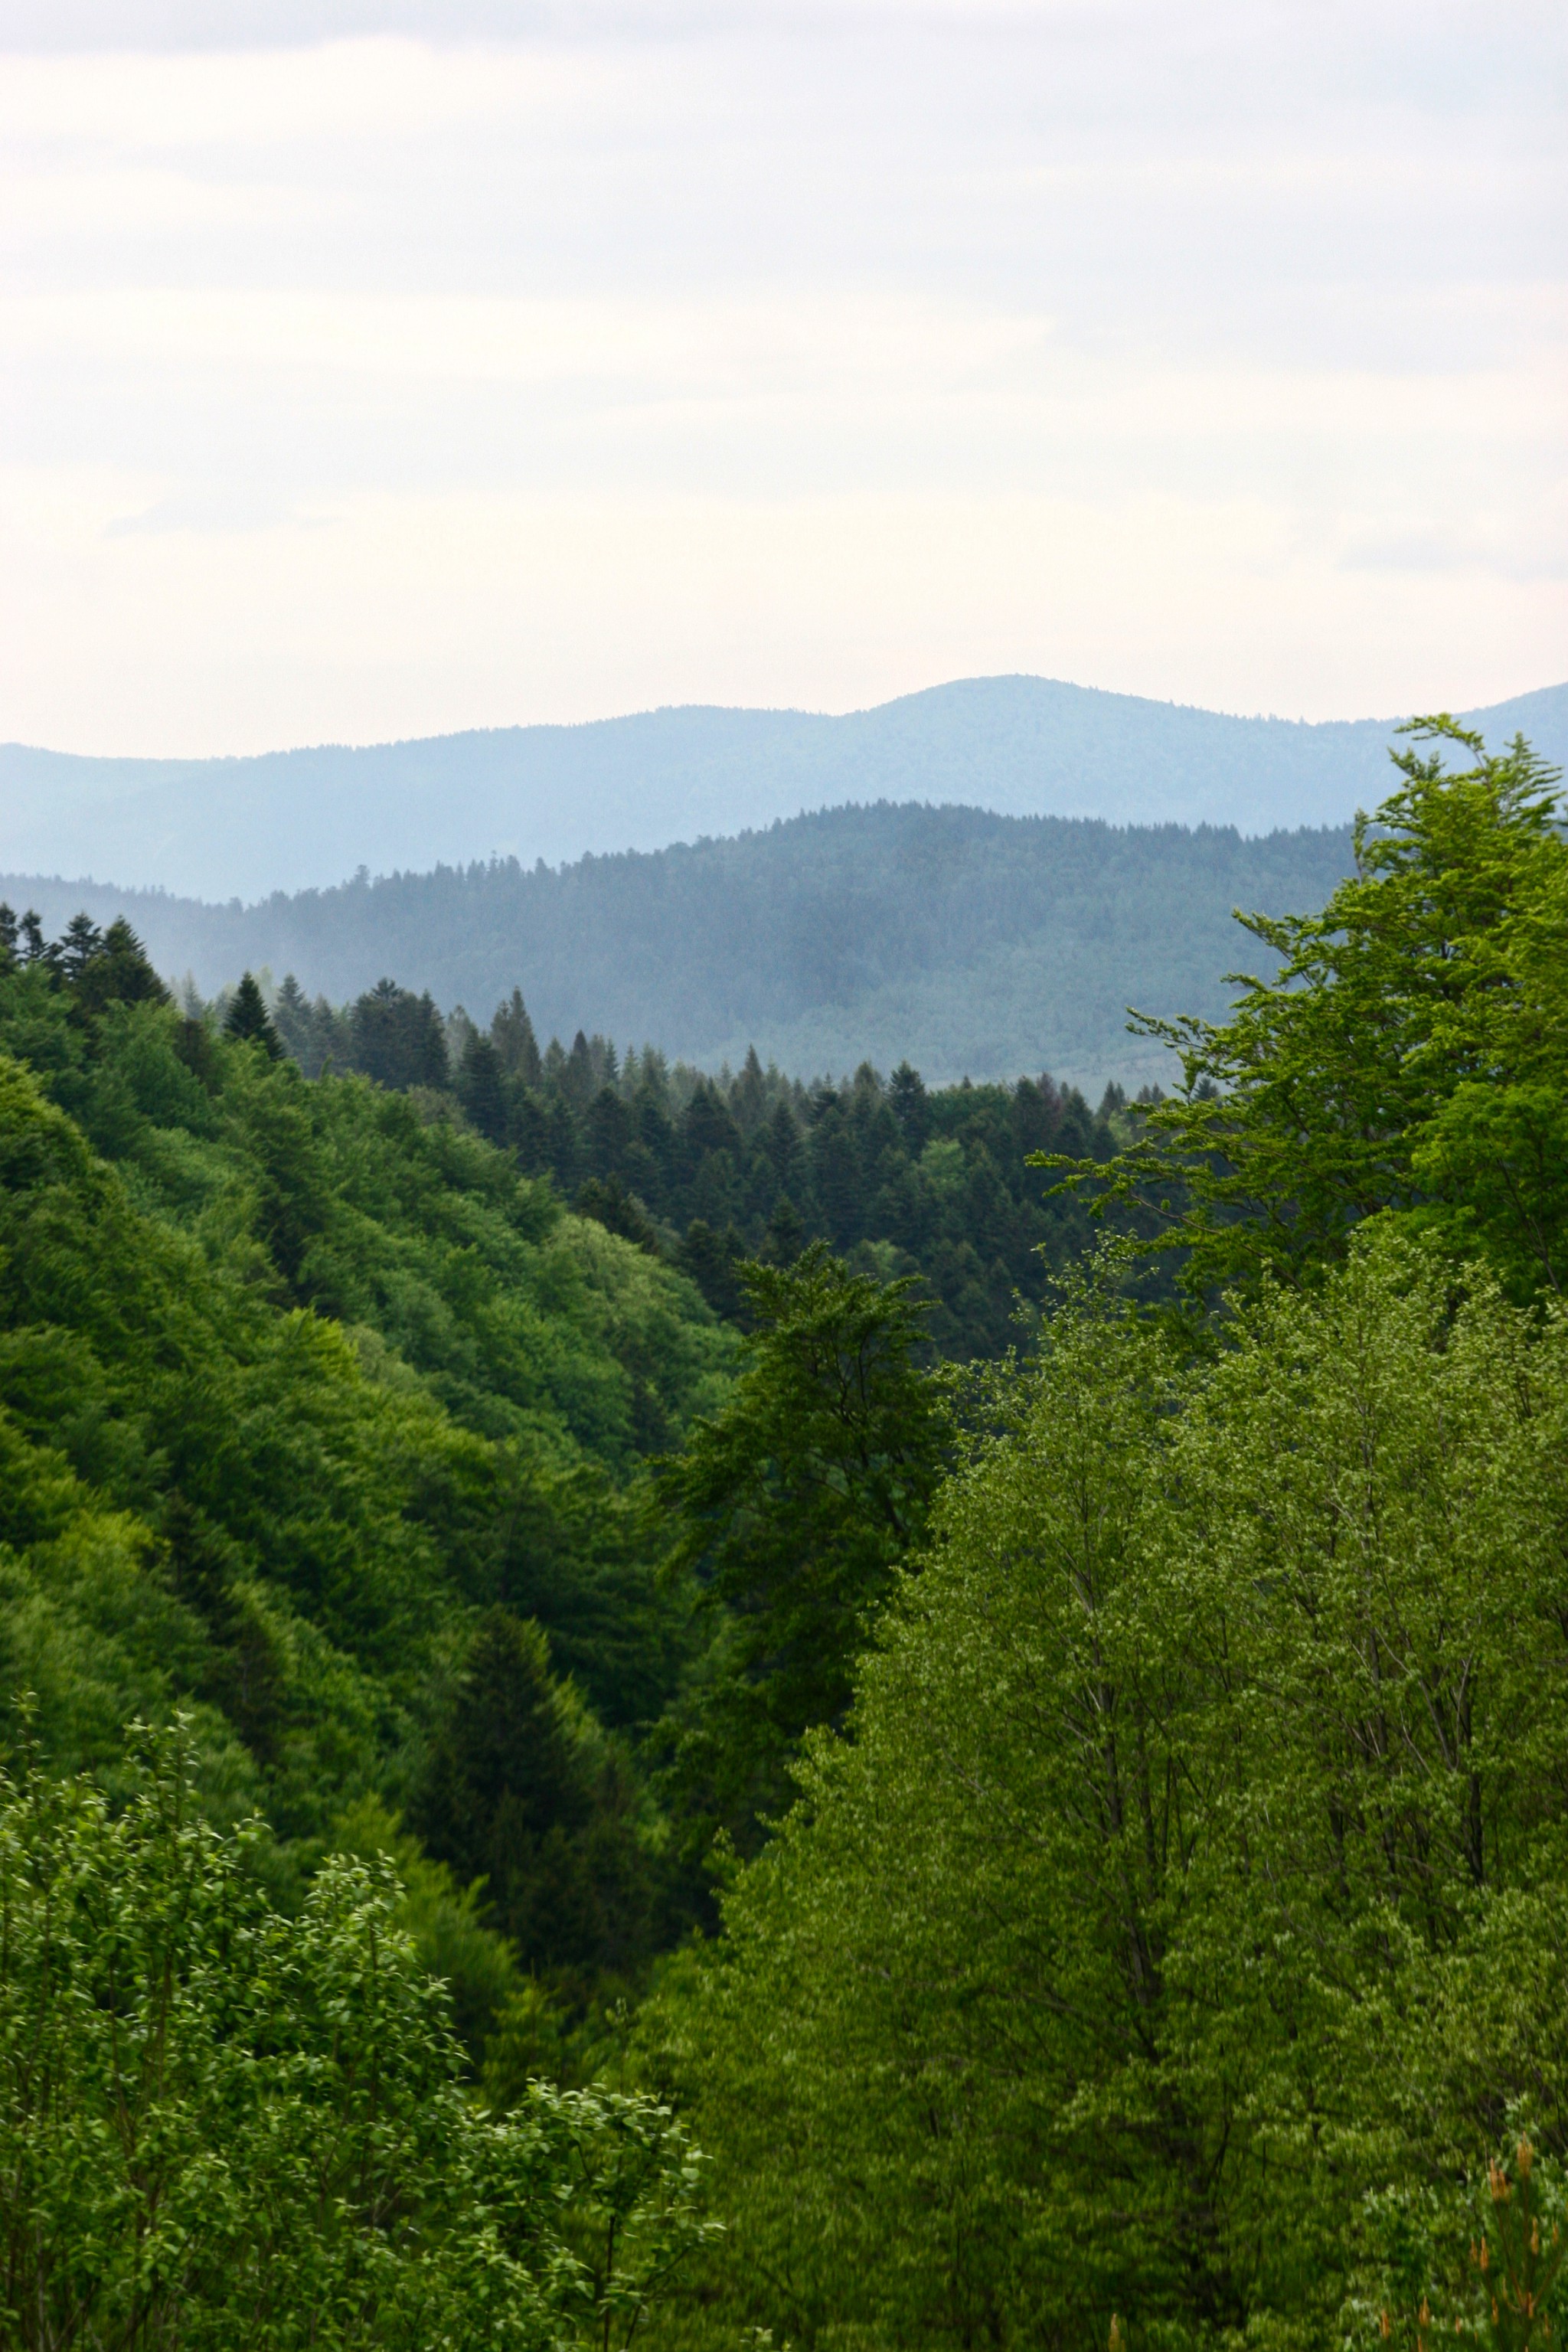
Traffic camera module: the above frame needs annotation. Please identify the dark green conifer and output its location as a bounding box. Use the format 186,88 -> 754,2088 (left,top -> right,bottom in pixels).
270,974 -> 311,1063
574,1173 -> 660,1255
412,1609 -> 649,1981
564,1029 -> 595,1106
677,1218 -> 745,1318
73,917 -> 169,1017
347,978 -> 447,1089
491,987 -> 541,1084
224,971 -> 283,1057
456,1029 -> 508,1143
732,1044 -> 768,1135
56,912 -> 103,982
888,1060 -> 930,1151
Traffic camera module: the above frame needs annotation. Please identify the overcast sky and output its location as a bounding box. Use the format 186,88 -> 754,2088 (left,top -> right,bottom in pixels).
1,0 -> 1563,755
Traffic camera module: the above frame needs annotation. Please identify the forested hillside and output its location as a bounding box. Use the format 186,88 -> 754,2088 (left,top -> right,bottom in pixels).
0,917 -> 742,2017
5,801 -> 1358,1088
5,717 -> 1568,2349
261,967 -> 1128,1360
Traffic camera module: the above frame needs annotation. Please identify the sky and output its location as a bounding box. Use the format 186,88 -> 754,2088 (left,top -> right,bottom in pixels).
0,0 -> 1563,756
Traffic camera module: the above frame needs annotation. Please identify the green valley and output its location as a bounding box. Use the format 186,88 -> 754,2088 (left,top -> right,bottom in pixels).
4,718 -> 1568,2350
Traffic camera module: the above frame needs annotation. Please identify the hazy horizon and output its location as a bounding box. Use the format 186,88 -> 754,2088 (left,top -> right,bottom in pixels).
5,673 -> 1565,906
13,667 -> 1568,768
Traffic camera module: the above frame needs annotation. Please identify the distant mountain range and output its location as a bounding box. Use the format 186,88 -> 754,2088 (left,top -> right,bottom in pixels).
3,804 -> 1358,1091
3,675 -> 1563,903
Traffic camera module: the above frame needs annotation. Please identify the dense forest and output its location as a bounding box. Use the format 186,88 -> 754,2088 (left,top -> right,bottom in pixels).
3,717 -> 1568,2349
259,962 -> 1130,1360
3,798 -> 1360,1088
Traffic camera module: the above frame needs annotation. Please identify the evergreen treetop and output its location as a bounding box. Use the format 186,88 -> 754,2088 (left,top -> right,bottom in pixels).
224,969 -> 283,1057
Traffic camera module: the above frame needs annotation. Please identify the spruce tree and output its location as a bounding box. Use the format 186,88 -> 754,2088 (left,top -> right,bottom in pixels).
889,1060 -> 930,1151
74,918 -> 169,1017
348,978 -> 448,1090
490,987 -> 541,1084
412,1609 -> 649,1979
270,974 -> 311,1063
456,1029 -> 508,1143
224,971 -> 283,1058
56,912 -> 103,982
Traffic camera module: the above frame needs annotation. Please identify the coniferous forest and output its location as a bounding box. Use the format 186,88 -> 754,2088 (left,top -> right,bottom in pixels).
4,719 -> 1568,2348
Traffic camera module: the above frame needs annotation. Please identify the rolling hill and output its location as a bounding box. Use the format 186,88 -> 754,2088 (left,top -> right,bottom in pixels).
2,802 -> 1357,1091
3,675 -> 1562,904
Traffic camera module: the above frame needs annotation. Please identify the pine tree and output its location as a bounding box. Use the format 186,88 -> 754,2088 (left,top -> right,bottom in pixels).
348,978 -> 448,1090
490,987 -> 541,1084
412,1609 -> 648,1979
56,912 -> 103,982
456,1030 -> 508,1144
74,918 -> 169,1017
270,974 -> 311,1063
889,1060 -> 930,1152
224,972 -> 283,1058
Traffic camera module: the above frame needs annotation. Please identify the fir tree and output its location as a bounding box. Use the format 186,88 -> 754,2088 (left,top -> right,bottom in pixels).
74,918 -> 169,1017
412,1609 -> 649,1980
56,912 -> 103,982
456,1030 -> 508,1143
889,1060 -> 930,1150
224,971 -> 283,1057
490,987 -> 541,1084
348,978 -> 448,1090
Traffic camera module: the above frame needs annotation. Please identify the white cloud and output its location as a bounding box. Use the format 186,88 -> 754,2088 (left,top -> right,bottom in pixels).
0,2 -> 1562,751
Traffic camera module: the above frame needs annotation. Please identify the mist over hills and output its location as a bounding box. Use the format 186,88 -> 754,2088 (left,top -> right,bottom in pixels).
4,674 -> 1563,903
2,803 -> 1357,1091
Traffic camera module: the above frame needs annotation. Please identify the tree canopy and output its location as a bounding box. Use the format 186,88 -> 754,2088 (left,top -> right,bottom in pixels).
653,1244 -> 949,1857
1044,719 -> 1567,1304
0,1720 -> 710,2350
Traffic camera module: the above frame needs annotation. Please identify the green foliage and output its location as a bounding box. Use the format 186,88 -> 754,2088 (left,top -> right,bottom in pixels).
653,1244 -> 948,1858
1354,2134 -> 1568,2352
13,743 -> 1568,2352
0,926 -> 734,2007
0,1720 -> 711,2349
1046,721 -> 1567,1305
330,1792 -> 525,2056
642,1234 -> 1568,2349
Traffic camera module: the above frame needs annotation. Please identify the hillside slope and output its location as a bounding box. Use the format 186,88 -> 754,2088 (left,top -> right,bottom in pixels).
5,803 -> 1356,1089
3,674 -> 1561,902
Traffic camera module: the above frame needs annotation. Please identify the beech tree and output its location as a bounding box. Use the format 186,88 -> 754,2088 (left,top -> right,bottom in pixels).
1046,720 -> 1567,1303
0,1721 -> 710,2350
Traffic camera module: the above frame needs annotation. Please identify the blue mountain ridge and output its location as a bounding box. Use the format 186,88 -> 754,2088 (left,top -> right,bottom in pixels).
4,673 -> 1563,904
